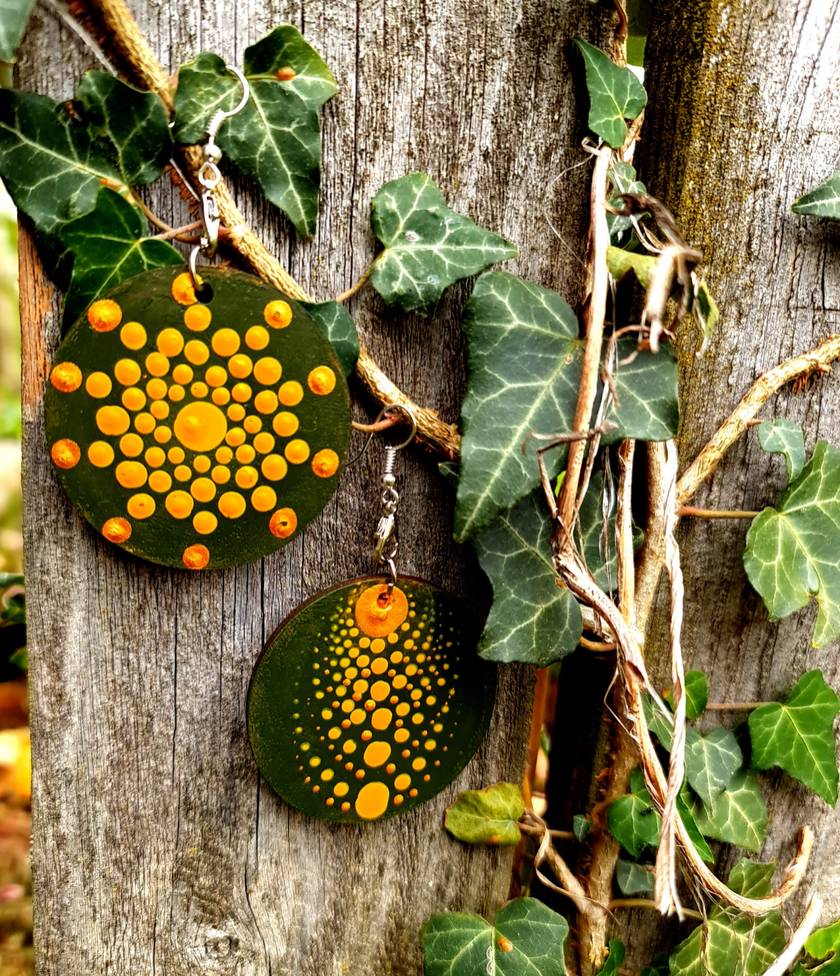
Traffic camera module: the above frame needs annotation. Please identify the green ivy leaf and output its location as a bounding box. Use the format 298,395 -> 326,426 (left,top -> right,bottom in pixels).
685,727 -> 743,806
174,26 -> 337,236
574,39 -> 647,148
301,300 -> 359,376
74,71 -> 172,186
793,918 -> 840,976
59,188 -> 182,328
748,669 -> 840,805
369,174 -> 516,312
602,339 -> 679,444
422,897 -> 568,976
691,277 -> 720,351
670,860 -> 785,976
743,441 -> 840,648
0,0 -> 35,61
597,940 -> 625,976
607,768 -> 660,858
690,771 -> 768,853
444,782 -> 525,845
573,814 -> 591,843
0,90 -> 127,235
643,692 -> 674,750
677,792 -> 715,864
757,418 -> 806,483
684,671 -> 709,719
607,160 -> 645,242
792,169 -> 840,220
607,245 -> 655,287
616,860 -> 653,895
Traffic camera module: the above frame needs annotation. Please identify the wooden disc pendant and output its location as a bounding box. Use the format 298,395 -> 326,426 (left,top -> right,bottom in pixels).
247,577 -> 495,823
45,267 -> 350,570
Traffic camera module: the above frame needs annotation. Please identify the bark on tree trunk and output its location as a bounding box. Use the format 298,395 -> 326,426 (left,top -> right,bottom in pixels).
17,1 -> 612,973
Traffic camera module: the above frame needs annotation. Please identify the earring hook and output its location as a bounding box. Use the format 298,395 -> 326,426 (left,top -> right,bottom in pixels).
347,403 -> 417,467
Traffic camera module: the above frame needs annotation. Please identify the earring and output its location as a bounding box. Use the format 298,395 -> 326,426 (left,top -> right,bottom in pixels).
44,68 -> 350,571
247,405 -> 496,823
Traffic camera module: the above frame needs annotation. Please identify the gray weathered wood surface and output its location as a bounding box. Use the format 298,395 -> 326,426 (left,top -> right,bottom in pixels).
18,1 -> 610,972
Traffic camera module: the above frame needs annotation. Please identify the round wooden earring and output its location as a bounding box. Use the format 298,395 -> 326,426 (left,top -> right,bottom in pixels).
45,266 -> 350,570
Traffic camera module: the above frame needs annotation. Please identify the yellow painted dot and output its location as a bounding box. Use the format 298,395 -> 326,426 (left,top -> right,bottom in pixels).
253,357 -> 282,385
122,387 -> 146,412
184,340 -> 209,365
424,739 -> 437,751
205,365 -> 227,388
371,708 -> 392,731
96,405 -> 130,436
174,464 -> 191,482
172,363 -> 193,385
308,365 -> 336,396
393,675 -> 408,691
218,491 -> 246,519
114,359 -> 141,386
184,304 -> 212,332
119,433 -> 144,457
50,438 -> 80,469
168,384 -> 185,402
394,728 -> 410,743
343,739 -> 357,753
88,299 -> 122,332
225,427 -> 246,447
193,454 -> 211,473
312,448 -> 340,479
157,327 -> 184,357
227,403 -> 246,422
150,400 -> 169,420
333,781 -> 350,798
153,426 -> 172,444
190,477 -> 216,503
264,300 -> 292,329
171,272 -> 197,306
269,507 -> 297,538
278,380 -> 303,406
363,741 -> 391,768
148,470 -> 172,493
395,702 -> 410,717
146,378 -> 167,400
115,460 -> 147,489
235,444 -> 256,464
182,544 -> 209,570
211,465 -> 231,485
228,353 -> 252,378
394,773 -> 411,792
371,657 -> 388,675
254,390 -> 278,414
232,382 -> 252,403
191,381 -> 209,399
251,485 -> 276,512
173,401 -> 228,453
261,454 -> 288,481
84,371 -> 111,398
243,325 -> 268,351
243,415 -> 262,434
253,432 -> 275,454
120,321 -> 147,351
272,411 -> 299,437
211,328 -> 240,358
235,466 -> 258,490
370,680 -> 390,702
50,362 -> 83,393
215,446 -> 233,463
145,352 -> 169,377
211,387 -> 230,406
101,516 -> 131,543
284,439 -> 310,464
88,441 -> 114,468
145,446 -> 165,467
127,493 -> 155,519
165,490 -> 193,519
193,510 -> 218,535
354,781 -> 389,820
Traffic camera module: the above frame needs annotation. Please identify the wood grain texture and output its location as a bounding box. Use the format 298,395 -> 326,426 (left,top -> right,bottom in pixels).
17,2 -> 612,972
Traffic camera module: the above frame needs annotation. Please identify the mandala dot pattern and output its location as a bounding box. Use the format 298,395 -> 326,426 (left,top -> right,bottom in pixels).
247,578 -> 495,823
45,268 -> 351,570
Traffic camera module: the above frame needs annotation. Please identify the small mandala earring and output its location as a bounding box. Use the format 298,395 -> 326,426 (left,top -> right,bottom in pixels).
247,405 -> 496,823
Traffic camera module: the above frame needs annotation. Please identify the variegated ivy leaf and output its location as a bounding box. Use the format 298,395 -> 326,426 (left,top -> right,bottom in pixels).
444,782 -> 525,846
173,26 -> 337,236
748,669 -> 840,805
369,174 -> 516,311
422,897 -> 568,976
690,771 -> 768,853
0,0 -> 35,61
684,727 -> 743,806
607,768 -> 660,858
301,300 -> 359,376
574,39 -> 647,149
757,418 -> 806,483
616,860 -> 653,896
792,168 -> 840,220
455,271 -> 677,539
59,188 -> 182,328
743,441 -> 840,648
670,860 -> 785,976
0,90 -> 127,235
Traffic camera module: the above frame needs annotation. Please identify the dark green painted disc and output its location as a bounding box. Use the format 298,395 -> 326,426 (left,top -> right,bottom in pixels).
247,576 -> 495,823
44,267 -> 350,570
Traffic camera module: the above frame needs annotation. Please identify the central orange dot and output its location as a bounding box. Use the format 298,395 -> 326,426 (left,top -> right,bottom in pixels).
173,401 -> 228,453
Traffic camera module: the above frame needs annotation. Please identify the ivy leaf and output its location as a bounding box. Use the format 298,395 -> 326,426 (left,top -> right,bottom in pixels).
574,39 -> 647,148
602,338 -> 679,443
743,441 -> 840,648
607,768 -> 660,858
597,941 -> 625,976
677,792 -> 715,864
792,169 -> 840,220
606,244 -> 655,288
690,277 -> 720,351
757,418 -> 806,483
685,727 -> 743,806
748,669 -> 840,805
684,671 -> 709,719
573,815 -> 591,843
301,300 -> 359,376
0,0 -> 35,61
444,782 -> 525,845
793,919 -> 840,976
690,771 -> 768,853
643,693 -> 674,750
607,160 -> 645,242
579,470 -> 618,592
0,89 -> 127,234
616,860 -> 653,896
670,860 -> 785,976
174,26 -> 337,236
59,188 -> 182,328
74,71 -> 172,186
369,174 -> 516,312
422,897 -> 568,976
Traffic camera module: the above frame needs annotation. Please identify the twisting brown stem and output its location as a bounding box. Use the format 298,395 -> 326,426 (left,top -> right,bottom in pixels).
679,506 -> 760,519
336,263 -> 375,303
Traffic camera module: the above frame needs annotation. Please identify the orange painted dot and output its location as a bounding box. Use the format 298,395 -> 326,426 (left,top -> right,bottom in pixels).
119,433 -> 144,457
191,381 -> 209,399
182,544 -> 210,570
146,378 -> 167,400
370,680 -> 390,702
53,362 -> 86,394
231,382 -> 251,403
172,363 -> 193,385
101,516 -> 131,543
253,432 -> 275,454
154,426 -> 172,444
157,327 -> 184,357
394,728 -> 410,743
271,414 -> 298,442
184,304 -> 212,332
228,354 -> 252,378
245,325 -> 269,350
205,365 -> 227,388
115,359 -> 141,386
412,757 -> 427,771
261,454 -> 288,481
354,781 -> 389,820
171,272 -> 197,306
363,741 -> 391,768
275,65 -> 296,81
355,585 -> 409,638
191,477 -> 216,503
145,446 -> 166,467
51,438 -> 80,469
371,658 -> 388,676
211,387 -> 231,406
165,490 -> 193,519
253,390 -> 277,414
120,321 -> 147,350
235,444 -> 256,464
193,455 -> 211,474
96,405 -> 130,436
218,491 -> 246,519
193,511 -> 218,535
84,371 -> 111,398
264,300 -> 292,329
394,773 -> 411,792
333,781 -> 350,798
278,380 -> 303,406
235,466 -> 258,490
145,352 -> 169,377
284,438 -> 310,464
269,507 -> 297,538
173,401 -> 228,453
88,441 -> 114,468
312,448 -> 340,479
184,340 -> 209,365
168,385 -> 185,403
88,299 -> 122,332
211,328 -> 240,357
127,493 -> 155,519
164,447 -> 183,465
215,446 -> 233,463
122,387 -> 146,412
225,408 -> 245,428
211,465 -> 231,485
174,464 -> 191,482
243,416 -> 262,435
253,357 -> 282,385
148,470 -> 172,493
224,428 -> 245,448
308,365 -> 336,396
250,486 -> 276,512
115,460 -> 147,489
150,400 -> 169,420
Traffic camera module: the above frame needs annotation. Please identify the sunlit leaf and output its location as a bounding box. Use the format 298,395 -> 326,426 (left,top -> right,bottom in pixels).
616,860 -> 653,895
684,727 -> 743,806
574,39 -> 647,148
301,300 -> 359,375
0,0 -> 35,61
793,918 -> 840,976
445,782 -> 525,845
757,418 -> 806,483
792,169 -> 840,220
690,771 -> 768,853
606,244 -> 655,288
607,768 -> 660,858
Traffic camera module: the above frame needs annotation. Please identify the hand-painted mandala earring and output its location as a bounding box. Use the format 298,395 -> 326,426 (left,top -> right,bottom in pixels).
247,406 -> 496,823
44,69 -> 350,571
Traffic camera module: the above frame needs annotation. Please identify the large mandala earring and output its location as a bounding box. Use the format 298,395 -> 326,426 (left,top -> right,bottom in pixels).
247,406 -> 496,823
44,68 -> 350,570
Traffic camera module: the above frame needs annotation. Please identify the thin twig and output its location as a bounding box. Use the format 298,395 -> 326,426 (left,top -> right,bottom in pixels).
679,506 -> 760,519
579,636 -> 616,652
336,263 -> 375,303
153,220 -> 203,242
522,810 -> 593,918
760,895 -> 823,976
705,701 -> 765,712
609,898 -> 703,922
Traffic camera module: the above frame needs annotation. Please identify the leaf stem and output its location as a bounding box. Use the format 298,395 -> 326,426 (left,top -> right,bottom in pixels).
705,701 -> 765,712
678,506 -> 760,519
336,262 -> 374,303
153,220 -> 203,242
608,898 -> 704,921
